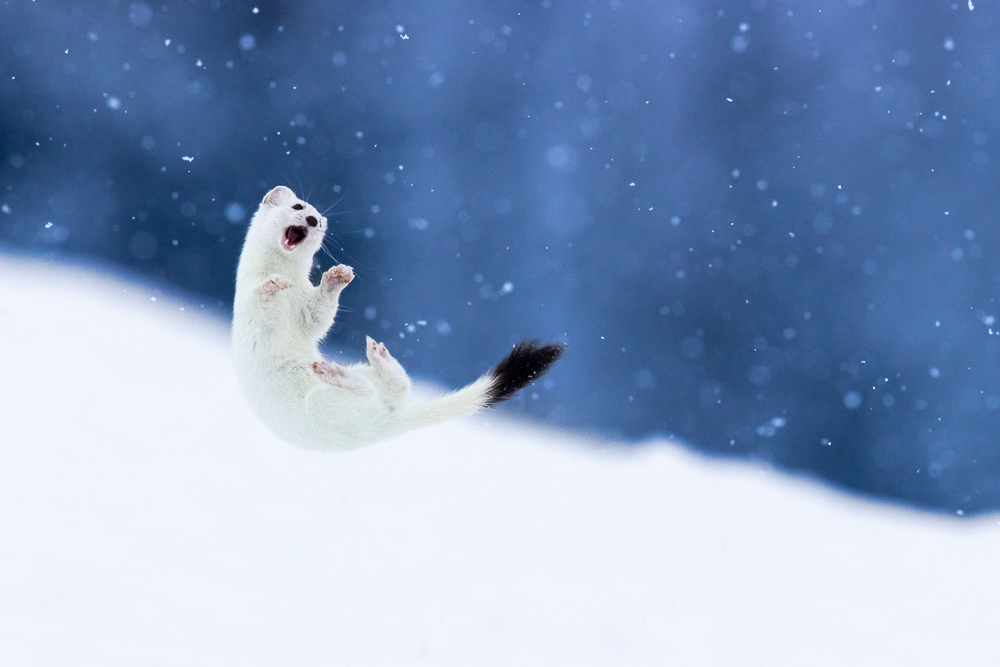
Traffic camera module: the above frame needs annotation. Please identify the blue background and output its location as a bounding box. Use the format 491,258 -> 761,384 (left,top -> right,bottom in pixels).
2,0 -> 999,512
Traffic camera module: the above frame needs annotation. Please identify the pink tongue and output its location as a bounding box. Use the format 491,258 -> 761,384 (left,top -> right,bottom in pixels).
285,225 -> 307,246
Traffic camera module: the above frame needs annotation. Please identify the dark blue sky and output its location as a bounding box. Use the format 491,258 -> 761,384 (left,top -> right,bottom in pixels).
3,0 -> 1000,512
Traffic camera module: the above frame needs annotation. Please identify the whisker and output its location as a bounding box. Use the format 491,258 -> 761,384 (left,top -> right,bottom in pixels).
324,241 -> 368,269
320,243 -> 337,262
322,193 -> 348,217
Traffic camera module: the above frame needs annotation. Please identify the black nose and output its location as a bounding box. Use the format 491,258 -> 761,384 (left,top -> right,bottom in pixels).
306,215 -> 317,227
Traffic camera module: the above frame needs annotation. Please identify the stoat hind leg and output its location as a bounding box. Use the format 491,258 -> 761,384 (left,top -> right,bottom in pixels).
311,360 -> 368,392
304,264 -> 354,340
365,337 -> 411,402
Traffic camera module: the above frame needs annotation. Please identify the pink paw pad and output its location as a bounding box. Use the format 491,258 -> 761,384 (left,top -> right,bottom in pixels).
366,336 -> 390,361
312,361 -> 345,384
322,265 -> 354,290
262,275 -> 293,295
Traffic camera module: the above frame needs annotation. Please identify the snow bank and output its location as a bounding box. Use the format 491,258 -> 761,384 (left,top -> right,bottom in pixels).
1,256 -> 997,666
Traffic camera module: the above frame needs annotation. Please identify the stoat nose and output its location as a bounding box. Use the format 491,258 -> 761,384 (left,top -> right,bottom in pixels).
306,215 -> 317,227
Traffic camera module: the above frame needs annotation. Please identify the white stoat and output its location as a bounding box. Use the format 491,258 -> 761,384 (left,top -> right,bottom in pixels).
232,185 -> 564,451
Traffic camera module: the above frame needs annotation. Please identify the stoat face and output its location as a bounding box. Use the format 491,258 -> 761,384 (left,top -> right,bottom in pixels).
256,185 -> 327,259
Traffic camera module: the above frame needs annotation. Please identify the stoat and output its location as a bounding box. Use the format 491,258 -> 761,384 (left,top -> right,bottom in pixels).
231,185 -> 565,451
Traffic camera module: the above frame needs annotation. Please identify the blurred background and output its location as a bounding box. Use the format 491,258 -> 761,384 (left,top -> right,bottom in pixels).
2,0 -> 999,513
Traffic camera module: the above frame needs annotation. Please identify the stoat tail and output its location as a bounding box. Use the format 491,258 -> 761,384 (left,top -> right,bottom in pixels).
406,340 -> 566,429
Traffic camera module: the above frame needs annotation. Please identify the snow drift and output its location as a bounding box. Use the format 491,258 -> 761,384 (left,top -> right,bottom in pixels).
0,255 -> 998,666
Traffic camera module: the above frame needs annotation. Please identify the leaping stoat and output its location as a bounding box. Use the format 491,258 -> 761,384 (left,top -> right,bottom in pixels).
232,185 -> 565,450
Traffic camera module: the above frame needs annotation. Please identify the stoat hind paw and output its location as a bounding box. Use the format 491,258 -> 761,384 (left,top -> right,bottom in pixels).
321,264 -> 354,291
365,336 -> 393,363
365,337 -> 408,389
312,360 -> 346,386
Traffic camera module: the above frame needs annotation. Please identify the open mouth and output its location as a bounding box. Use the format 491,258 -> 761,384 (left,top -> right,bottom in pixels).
282,225 -> 308,251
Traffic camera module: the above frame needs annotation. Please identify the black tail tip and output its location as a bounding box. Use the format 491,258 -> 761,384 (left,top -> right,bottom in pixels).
485,339 -> 566,407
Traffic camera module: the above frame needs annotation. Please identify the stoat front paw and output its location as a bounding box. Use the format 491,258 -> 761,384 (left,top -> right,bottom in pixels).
321,264 -> 354,292
261,274 -> 293,296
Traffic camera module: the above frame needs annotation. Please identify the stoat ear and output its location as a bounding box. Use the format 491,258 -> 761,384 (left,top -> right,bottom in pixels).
261,185 -> 296,207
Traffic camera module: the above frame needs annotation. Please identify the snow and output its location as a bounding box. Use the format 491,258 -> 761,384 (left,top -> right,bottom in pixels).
1,255 -> 998,666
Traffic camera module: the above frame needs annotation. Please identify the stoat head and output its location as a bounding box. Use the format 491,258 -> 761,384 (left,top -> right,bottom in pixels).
252,185 -> 327,258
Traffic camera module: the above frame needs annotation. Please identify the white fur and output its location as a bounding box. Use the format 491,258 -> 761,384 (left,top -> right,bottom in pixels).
232,186 -> 493,450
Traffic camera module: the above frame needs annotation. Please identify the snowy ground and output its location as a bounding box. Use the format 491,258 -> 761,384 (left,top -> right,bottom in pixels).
1,255 -> 998,666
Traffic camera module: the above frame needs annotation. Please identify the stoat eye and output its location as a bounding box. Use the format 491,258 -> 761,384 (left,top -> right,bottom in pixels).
292,203 -> 304,211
